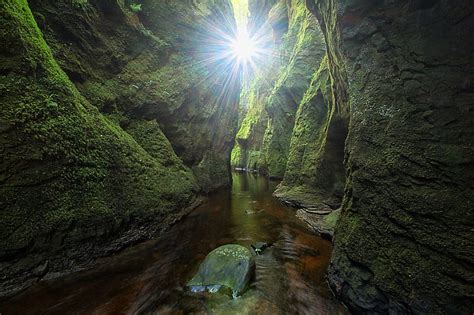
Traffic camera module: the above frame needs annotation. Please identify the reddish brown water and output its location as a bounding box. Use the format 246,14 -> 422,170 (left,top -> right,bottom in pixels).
0,173 -> 347,314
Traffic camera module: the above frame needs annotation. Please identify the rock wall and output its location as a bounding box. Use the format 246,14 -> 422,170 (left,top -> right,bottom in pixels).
231,80 -> 271,173
263,0 -> 326,178
230,0 -> 282,173
232,0 -> 347,215
240,0 -> 474,311
232,0 -> 327,179
0,0 -> 238,295
29,0 -> 240,192
307,0 -> 474,313
248,0 -> 277,35
274,53 -> 347,211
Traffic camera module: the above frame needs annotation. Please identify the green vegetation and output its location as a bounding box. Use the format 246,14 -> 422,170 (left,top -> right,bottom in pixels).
308,0 -> 474,313
3,0 -> 470,313
231,0 -> 249,30
28,0 -> 240,192
129,3 -> 142,13
0,3 -> 242,293
323,208 -> 340,230
274,54 -> 347,209
0,0 -> 201,287
187,244 -> 254,297
231,0 -> 325,178
72,0 -> 88,8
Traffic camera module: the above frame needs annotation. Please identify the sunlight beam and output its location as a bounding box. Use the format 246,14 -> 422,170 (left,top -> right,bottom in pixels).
230,31 -> 258,63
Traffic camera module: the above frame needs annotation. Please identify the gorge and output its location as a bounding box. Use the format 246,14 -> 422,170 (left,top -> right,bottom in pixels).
0,0 -> 473,314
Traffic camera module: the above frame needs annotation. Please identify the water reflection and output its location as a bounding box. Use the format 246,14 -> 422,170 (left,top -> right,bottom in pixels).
0,172 -> 347,314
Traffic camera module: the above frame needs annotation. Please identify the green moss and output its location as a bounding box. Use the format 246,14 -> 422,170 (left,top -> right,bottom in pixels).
318,0 -> 474,312
231,82 -> 269,171
193,152 -> 232,193
231,144 -> 243,166
0,0 -> 197,255
187,244 -> 254,297
232,0 -> 325,178
323,208 -> 340,230
129,3 -> 142,13
27,0 -> 240,192
261,0 -> 326,178
275,55 -> 347,208
72,0 -> 88,9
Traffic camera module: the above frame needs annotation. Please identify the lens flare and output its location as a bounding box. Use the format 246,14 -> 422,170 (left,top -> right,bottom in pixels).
185,1 -> 275,110
230,31 -> 257,63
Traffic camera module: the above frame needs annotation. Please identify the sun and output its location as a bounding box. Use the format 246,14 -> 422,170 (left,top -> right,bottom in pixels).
193,1 -> 274,89
230,31 -> 258,64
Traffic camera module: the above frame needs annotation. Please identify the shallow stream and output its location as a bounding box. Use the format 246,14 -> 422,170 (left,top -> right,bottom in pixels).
0,173 -> 346,314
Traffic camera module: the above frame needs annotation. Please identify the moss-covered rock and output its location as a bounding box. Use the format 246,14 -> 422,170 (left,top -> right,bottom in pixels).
186,244 -> 255,298
29,0 -> 241,192
306,0 -> 474,313
232,0 -> 345,218
274,55 -> 347,210
231,0 -> 326,179
0,0 -> 239,296
231,80 -> 271,172
262,0 -> 326,178
248,0 -> 278,36
295,208 -> 341,238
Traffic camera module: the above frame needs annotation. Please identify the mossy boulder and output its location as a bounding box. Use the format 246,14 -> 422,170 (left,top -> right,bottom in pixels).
187,244 -> 255,298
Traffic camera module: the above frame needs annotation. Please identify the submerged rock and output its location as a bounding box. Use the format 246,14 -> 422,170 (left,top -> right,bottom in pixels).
186,244 -> 255,298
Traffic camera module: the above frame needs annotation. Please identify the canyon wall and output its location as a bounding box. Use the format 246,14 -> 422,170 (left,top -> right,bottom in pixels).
273,53 -> 347,211
307,0 -> 474,313
232,0 -> 347,218
232,0 -> 328,180
241,0 -> 474,311
29,0 -> 240,192
0,0 -> 239,295
1,0 -> 473,311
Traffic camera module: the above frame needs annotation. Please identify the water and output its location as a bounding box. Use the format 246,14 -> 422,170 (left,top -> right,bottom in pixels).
0,172 -> 347,314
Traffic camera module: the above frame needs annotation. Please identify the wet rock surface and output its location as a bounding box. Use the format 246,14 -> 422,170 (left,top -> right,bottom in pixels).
29,0 -> 241,193
296,209 -> 340,239
2,0 -> 472,313
308,0 -> 474,313
186,244 -> 255,297
274,56 -> 348,214
251,242 -> 272,255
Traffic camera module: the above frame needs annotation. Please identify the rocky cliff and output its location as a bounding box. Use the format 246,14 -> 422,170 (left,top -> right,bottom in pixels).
232,0 -> 327,179
0,0 -> 239,295
273,53 -> 347,212
235,0 -> 474,312
29,0 -> 240,192
232,0 -> 346,225
306,0 -> 474,313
